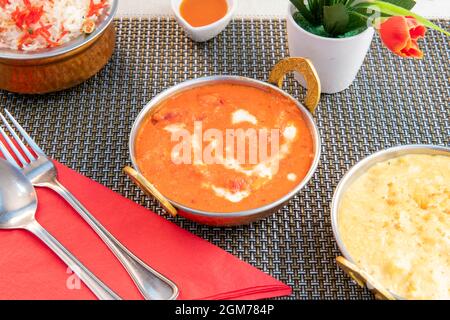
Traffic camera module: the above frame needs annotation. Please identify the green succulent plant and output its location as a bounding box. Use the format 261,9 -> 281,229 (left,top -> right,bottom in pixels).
290,0 -> 428,38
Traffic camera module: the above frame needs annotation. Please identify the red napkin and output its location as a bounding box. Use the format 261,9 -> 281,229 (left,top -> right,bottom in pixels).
0,161 -> 291,300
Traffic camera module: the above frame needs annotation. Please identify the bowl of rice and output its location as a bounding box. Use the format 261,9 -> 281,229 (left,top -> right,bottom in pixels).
0,0 -> 118,93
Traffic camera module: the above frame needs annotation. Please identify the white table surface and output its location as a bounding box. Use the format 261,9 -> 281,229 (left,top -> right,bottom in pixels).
118,0 -> 450,19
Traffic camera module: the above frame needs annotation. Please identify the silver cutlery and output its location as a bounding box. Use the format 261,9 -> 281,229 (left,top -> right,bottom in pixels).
0,110 -> 179,300
0,159 -> 121,300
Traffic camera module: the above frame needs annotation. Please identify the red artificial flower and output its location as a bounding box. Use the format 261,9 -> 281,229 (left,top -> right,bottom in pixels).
379,16 -> 427,59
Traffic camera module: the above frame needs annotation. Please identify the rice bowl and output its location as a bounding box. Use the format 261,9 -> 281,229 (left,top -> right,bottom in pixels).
0,0 -> 118,94
0,0 -> 110,51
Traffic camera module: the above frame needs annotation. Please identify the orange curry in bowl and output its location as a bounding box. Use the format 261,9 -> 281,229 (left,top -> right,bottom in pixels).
135,83 -> 315,212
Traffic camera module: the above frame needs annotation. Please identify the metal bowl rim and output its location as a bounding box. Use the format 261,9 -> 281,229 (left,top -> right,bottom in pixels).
330,144 -> 450,299
129,75 -> 321,218
0,0 -> 118,60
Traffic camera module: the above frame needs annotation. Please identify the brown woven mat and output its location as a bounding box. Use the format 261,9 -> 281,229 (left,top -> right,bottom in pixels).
1,18 -> 448,299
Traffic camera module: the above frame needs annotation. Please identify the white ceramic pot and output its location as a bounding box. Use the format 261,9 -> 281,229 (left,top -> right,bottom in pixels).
172,0 -> 236,42
287,4 -> 374,94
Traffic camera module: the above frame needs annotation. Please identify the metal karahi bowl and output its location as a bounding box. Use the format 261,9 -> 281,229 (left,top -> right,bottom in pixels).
125,58 -> 322,226
331,144 -> 450,299
0,0 -> 118,94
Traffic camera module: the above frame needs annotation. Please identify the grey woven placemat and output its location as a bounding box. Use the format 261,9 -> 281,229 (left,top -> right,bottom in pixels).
1,18 -> 449,300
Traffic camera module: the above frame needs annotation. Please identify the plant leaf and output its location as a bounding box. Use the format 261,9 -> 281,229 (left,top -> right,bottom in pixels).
352,0 -> 415,18
290,0 -> 318,25
375,0 -> 415,10
308,0 -> 319,21
308,0 -> 324,22
323,3 -> 350,36
348,9 -> 369,29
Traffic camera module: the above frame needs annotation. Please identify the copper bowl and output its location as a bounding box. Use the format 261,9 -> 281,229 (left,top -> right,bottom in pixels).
0,0 -> 118,94
124,57 -> 322,226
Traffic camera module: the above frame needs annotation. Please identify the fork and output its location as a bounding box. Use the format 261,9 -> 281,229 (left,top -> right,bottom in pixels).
0,109 -> 179,300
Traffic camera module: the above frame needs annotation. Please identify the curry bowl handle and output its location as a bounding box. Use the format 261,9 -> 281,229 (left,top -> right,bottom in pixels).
336,256 -> 396,300
123,166 -> 178,217
268,57 -> 321,114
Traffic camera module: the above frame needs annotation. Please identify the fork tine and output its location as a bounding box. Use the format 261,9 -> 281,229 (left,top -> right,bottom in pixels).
4,109 -> 45,157
0,126 -> 28,166
0,112 -> 35,162
0,140 -> 20,169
